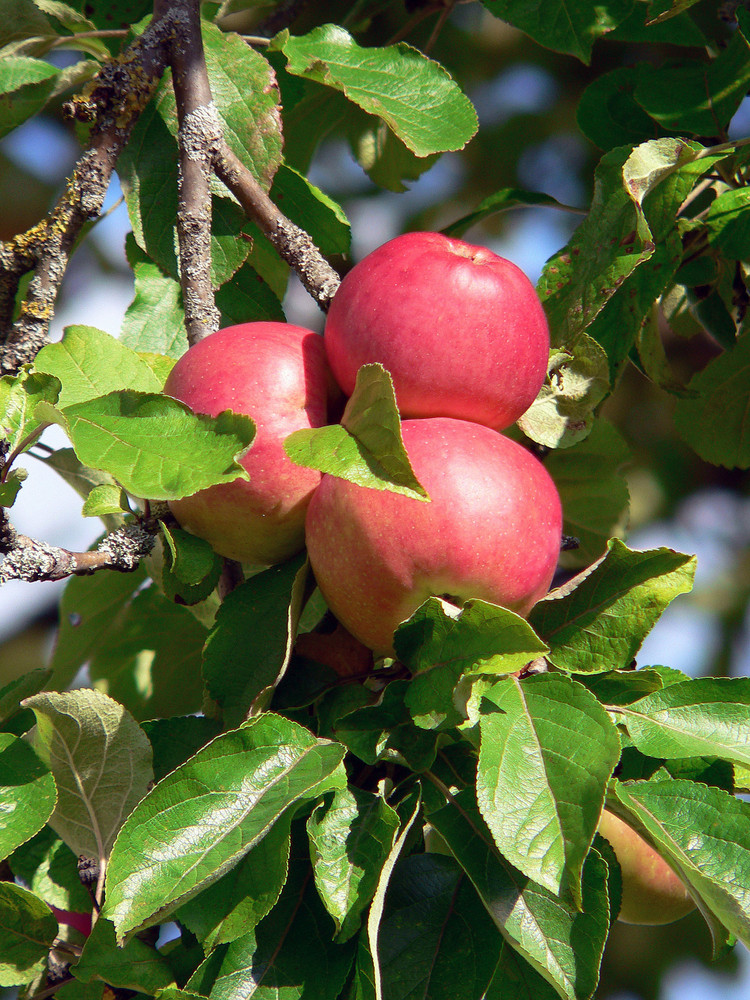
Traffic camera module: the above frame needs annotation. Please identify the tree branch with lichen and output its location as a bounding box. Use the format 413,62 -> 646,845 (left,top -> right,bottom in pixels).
168,0 -> 341,320
0,11 -> 179,377
0,0 -> 342,587
0,513 -> 157,585
168,0 -> 222,345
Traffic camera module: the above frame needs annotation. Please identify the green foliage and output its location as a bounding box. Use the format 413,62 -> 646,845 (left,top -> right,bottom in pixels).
3,2 -> 750,999
285,363 -> 429,500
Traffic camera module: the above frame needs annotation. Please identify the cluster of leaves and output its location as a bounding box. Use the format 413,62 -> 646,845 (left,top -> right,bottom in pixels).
2,1 -> 750,999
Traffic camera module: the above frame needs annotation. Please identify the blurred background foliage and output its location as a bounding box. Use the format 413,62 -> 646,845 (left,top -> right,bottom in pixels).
1,1 -> 748,997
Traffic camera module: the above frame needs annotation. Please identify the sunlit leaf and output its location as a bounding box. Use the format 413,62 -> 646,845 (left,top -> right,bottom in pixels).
103,713 -> 346,939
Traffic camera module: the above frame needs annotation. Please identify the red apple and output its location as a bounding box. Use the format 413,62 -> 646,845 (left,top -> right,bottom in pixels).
324,232 -> 549,431
598,809 -> 696,925
164,322 -> 338,565
305,417 -> 562,656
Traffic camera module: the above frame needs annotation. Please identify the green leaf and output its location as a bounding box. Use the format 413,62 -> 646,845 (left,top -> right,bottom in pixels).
377,853 -> 503,1000
0,882 -> 58,987
482,942 -> 562,1000
516,336 -> 610,449
673,331 -> 750,468
202,553 -> 309,727
539,139 -> 712,375
0,55 -> 58,139
359,788 -> 422,1000
538,145 -> 653,348
103,713 -> 346,940
270,163 -> 350,255
428,789 -> 610,1000
588,235 -> 684,381
633,28 -> 750,134
395,597 -> 548,676
33,326 -> 163,408
0,668 -> 51,727
530,539 -> 696,673
161,524 -> 223,606
326,680 -> 438,772
543,418 -> 631,566
23,689 -> 153,860
347,114 -> 440,193
141,715 -> 222,783
612,677 -> 750,766
643,0 -> 703,24
202,21 -> 282,190
186,833 -> 355,1000
0,0 -> 54,51
215,262 -> 286,328
0,468 -> 26,507
271,24 -> 477,156
47,0 -> 151,33
177,811 -> 292,951
443,188 -> 573,239
285,363 -> 428,500
307,787 -> 399,942
612,779 -> 750,950
476,674 -> 620,903
0,734 -> 56,861
119,126 -> 252,286
42,391 -> 255,501
137,351 -> 176,387
634,302 -> 695,396
48,562 -> 148,690
0,366 -> 60,451
705,186 -> 750,260
479,0 -> 632,63
72,917 -> 175,992
80,483 -> 131,518
576,67 -> 667,151
393,597 -> 548,730
579,668 -> 664,707
120,235 -> 187,359
9,829 -> 91,913
86,580 -> 208,722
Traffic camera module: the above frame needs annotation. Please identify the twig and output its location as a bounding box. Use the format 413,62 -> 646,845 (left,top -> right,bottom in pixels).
214,141 -> 341,310
29,977 -> 74,1000
0,516 -> 156,584
0,9 -> 174,377
169,0 -> 222,345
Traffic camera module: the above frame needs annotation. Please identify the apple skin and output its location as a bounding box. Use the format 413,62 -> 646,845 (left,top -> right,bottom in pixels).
305,417 -> 562,656
164,322 -> 338,565
324,231 -> 550,431
598,809 -> 696,925
50,905 -> 92,937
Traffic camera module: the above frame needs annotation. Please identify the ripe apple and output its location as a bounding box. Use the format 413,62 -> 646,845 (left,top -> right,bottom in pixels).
164,322 -> 338,565
323,231 -> 549,431
304,417 -> 562,656
598,809 -> 696,924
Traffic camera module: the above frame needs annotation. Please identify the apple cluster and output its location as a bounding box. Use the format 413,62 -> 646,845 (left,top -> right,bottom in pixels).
163,232 -> 695,926
164,231 -> 562,655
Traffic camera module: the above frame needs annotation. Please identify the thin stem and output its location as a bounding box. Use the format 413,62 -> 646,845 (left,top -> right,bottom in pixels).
50,29 -> 128,46
29,978 -> 74,1000
424,1 -> 455,54
0,423 -> 48,482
